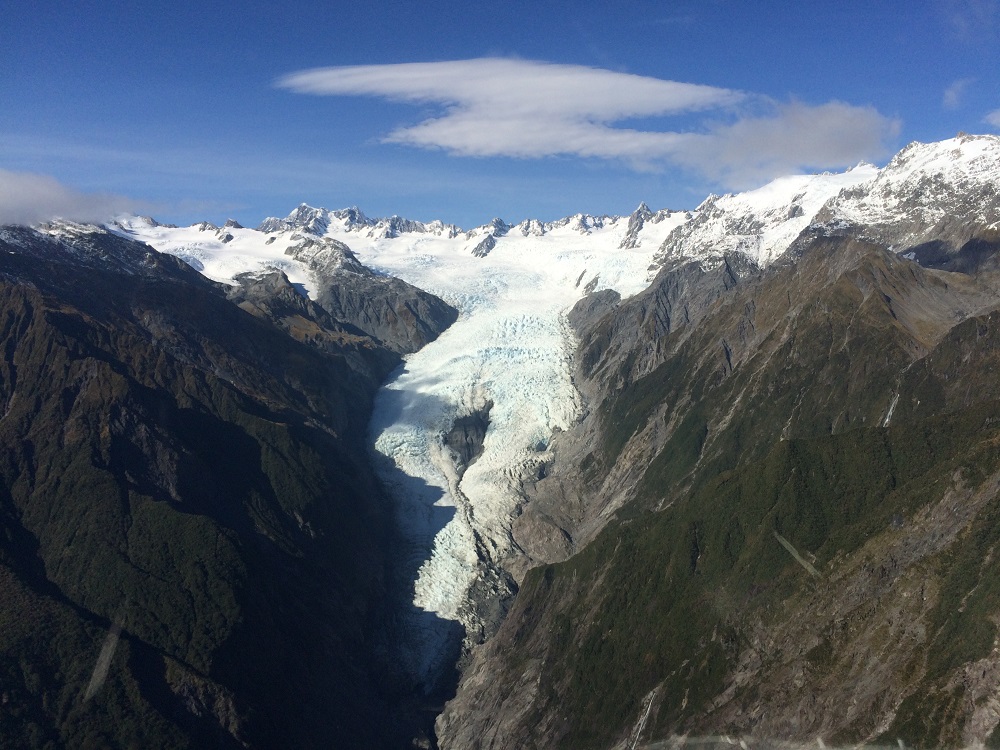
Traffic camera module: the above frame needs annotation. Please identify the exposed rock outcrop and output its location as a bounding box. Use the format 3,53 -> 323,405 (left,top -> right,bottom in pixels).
283,235 -> 459,354
444,402 -> 493,475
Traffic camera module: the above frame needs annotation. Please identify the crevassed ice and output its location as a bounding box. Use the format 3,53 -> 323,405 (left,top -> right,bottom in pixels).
112,207 -> 687,686
353,224 -> 678,684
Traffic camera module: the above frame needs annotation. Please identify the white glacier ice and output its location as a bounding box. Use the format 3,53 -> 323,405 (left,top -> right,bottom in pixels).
348,215 -> 687,685
113,205 -> 687,686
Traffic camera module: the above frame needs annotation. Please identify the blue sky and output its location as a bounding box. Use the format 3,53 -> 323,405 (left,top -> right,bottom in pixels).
2,0 -> 999,228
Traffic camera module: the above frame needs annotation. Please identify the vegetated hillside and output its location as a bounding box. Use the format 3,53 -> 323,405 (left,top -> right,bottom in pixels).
439,221 -> 1000,749
0,225 -> 452,749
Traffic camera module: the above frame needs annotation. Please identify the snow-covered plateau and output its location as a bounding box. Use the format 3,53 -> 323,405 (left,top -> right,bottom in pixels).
109,132 -> 1000,691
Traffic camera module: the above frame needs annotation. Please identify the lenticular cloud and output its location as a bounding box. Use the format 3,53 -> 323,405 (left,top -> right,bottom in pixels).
277,59 -> 741,164
277,58 -> 898,185
278,58 -> 743,123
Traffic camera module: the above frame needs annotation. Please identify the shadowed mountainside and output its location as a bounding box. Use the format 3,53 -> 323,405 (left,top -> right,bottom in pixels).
0,224 -> 453,749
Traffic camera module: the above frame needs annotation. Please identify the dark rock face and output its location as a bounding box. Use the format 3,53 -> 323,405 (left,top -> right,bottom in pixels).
439,223 -> 1000,749
619,202 -> 653,249
577,252 -> 759,384
566,288 -> 621,333
470,233 -> 497,258
314,270 -> 458,355
284,235 -> 459,355
904,234 -> 1000,275
0,225 -> 434,749
226,269 -> 400,377
443,402 -> 493,475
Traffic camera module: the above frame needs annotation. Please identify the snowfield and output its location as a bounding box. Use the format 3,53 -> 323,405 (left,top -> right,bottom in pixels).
652,164 -> 879,271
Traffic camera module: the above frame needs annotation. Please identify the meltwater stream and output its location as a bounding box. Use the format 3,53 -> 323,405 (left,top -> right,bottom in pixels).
354,225 -> 669,689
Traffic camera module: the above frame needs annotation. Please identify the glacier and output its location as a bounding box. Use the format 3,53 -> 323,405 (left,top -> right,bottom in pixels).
108,134 -> 1000,691
356,216 -> 694,684
113,204 -> 687,688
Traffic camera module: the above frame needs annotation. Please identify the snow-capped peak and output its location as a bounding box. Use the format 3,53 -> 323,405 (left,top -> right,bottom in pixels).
516,218 -> 547,236
651,166 -> 880,271
466,217 -> 510,240
814,134 -> 1000,249
620,201 -> 678,249
257,204 -> 465,240
257,203 -> 332,235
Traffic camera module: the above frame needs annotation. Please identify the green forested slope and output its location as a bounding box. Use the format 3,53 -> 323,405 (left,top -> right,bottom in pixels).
0,226 -> 423,748
440,236 -> 1000,749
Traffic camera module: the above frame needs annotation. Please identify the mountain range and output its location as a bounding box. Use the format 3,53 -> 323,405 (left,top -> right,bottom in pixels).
2,133 -> 1000,748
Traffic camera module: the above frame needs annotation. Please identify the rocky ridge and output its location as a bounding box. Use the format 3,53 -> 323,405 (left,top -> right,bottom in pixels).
283,233 -> 459,354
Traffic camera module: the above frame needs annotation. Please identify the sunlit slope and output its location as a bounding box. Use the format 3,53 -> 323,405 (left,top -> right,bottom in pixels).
439,212 -> 1000,750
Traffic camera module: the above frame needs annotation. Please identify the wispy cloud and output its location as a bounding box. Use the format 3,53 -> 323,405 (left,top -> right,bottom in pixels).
943,77 -> 974,109
277,59 -> 898,188
986,109 -> 1000,128
674,102 -> 899,189
942,0 -> 1000,41
0,169 -> 144,225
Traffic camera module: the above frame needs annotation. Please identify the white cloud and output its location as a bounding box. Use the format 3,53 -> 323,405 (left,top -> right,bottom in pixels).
278,59 -> 742,123
943,78 -> 974,109
277,58 -> 898,186
986,109 -> 1000,127
0,169 -> 143,225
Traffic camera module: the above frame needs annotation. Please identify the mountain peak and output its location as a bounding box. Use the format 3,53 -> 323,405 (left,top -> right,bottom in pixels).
257,204 -> 330,235
468,217 -> 510,239
620,202 -> 655,249
815,134 -> 1000,253
651,166 -> 878,271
